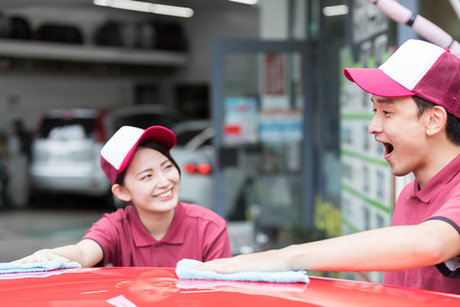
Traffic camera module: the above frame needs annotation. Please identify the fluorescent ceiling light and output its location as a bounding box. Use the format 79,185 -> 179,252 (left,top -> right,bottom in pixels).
323,4 -> 349,17
229,0 -> 258,5
93,0 -> 194,18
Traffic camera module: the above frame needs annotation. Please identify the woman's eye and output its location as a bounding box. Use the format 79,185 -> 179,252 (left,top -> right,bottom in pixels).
141,174 -> 152,180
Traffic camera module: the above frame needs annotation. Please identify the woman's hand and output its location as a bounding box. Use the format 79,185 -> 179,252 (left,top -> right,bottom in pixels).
12,249 -> 71,264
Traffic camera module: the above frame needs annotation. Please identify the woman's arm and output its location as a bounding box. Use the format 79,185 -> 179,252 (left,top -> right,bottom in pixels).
13,239 -> 104,267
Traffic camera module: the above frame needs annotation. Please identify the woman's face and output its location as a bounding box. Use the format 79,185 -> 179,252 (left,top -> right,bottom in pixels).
120,147 -> 180,214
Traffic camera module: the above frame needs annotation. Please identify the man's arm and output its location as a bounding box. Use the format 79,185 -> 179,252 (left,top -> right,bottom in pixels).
198,220 -> 460,273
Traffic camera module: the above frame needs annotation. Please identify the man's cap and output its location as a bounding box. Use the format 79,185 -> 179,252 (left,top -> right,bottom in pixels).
100,125 -> 176,184
344,39 -> 460,118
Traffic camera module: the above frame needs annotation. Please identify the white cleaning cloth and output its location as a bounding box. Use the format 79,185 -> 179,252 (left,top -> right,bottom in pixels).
175,259 -> 309,283
0,259 -> 81,274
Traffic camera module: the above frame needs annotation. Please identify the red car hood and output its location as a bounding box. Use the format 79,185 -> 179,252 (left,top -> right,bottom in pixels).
1,267 -> 460,306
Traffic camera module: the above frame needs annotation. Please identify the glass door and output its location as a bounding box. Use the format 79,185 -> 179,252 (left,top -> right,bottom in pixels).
212,40 -> 314,248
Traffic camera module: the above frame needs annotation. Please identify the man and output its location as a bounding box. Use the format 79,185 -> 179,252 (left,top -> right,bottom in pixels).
198,39 -> 460,294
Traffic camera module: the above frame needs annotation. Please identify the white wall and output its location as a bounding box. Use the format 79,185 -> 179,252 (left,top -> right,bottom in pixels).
0,74 -> 133,131
159,6 -> 260,106
0,4 -> 260,134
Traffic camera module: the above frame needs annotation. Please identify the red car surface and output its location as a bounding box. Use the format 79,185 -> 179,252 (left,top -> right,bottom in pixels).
1,267 -> 460,306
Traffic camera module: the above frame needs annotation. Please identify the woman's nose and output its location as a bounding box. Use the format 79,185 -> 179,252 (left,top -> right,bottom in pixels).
155,172 -> 170,187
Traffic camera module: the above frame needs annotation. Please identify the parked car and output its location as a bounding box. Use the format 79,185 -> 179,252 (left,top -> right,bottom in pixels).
1,266 -> 460,306
171,120 -> 250,218
29,105 -> 184,208
170,120 -> 215,210
29,108 -> 112,203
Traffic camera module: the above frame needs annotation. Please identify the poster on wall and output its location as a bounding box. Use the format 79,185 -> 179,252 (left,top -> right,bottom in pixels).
261,52 -> 290,110
259,109 -> 302,143
223,96 -> 258,145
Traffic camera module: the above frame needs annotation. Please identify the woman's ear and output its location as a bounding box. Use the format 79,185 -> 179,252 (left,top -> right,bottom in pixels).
426,106 -> 447,136
112,184 -> 131,202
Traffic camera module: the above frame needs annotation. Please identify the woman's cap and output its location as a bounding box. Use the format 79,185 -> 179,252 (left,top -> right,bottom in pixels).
344,39 -> 460,118
100,125 -> 176,184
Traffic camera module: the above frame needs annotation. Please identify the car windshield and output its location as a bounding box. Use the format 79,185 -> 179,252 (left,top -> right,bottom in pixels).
38,118 -> 95,139
174,126 -> 213,148
175,129 -> 203,145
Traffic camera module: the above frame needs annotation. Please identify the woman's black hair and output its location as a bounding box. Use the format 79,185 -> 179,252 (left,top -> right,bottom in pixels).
413,95 -> 460,146
115,141 -> 181,185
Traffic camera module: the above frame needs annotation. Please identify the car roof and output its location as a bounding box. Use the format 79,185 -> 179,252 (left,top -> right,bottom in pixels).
43,108 -> 102,119
1,267 -> 459,306
171,120 -> 213,149
171,119 -> 211,134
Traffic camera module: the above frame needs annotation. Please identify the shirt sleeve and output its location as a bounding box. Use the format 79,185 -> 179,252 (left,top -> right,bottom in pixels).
426,193 -> 460,227
426,194 -> 460,278
82,211 -> 123,266
435,257 -> 460,278
203,222 -> 232,261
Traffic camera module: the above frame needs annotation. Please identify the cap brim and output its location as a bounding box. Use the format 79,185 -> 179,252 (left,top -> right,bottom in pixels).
118,126 -> 176,176
139,126 -> 176,150
344,67 -> 415,97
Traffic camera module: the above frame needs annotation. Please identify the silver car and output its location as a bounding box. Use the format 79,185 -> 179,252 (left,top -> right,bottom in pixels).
29,108 -> 111,200
171,120 -> 215,210
171,120 -> 256,255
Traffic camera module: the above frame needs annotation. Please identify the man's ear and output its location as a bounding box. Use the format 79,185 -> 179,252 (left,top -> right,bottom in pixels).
112,184 -> 131,202
426,106 -> 447,136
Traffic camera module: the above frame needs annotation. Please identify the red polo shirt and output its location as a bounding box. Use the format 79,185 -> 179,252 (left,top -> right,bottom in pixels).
83,202 -> 231,267
383,154 -> 460,294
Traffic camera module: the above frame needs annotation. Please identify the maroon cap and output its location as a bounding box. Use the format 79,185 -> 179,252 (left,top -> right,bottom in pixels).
100,125 -> 176,184
344,39 -> 460,118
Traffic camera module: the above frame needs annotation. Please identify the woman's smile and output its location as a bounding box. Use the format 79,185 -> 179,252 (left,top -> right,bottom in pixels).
155,188 -> 173,199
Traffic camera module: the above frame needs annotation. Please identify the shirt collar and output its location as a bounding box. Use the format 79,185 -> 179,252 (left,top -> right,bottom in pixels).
414,154 -> 460,203
130,202 -> 186,247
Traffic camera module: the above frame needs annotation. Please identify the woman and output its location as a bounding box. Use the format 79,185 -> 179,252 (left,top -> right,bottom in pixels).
16,125 -> 232,267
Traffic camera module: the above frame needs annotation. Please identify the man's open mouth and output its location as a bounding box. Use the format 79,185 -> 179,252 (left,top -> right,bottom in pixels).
384,142 -> 394,155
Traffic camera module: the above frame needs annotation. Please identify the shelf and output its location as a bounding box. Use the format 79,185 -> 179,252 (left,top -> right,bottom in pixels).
0,39 -> 188,67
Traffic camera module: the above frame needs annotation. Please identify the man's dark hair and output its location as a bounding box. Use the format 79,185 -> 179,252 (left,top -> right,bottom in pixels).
413,95 -> 460,146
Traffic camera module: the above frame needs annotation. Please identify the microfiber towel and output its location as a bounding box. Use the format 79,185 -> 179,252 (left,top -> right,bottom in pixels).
0,259 -> 81,274
175,259 -> 309,283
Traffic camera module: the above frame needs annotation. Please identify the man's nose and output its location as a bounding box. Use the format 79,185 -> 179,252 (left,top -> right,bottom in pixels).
368,114 -> 381,134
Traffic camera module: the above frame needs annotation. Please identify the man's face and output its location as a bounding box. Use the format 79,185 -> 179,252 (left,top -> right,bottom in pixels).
368,95 -> 431,178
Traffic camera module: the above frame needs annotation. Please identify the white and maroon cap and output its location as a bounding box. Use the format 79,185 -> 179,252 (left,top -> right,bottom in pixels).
100,125 -> 176,184
344,39 -> 460,118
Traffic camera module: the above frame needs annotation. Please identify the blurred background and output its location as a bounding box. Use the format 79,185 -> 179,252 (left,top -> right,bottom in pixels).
0,0 -> 458,283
